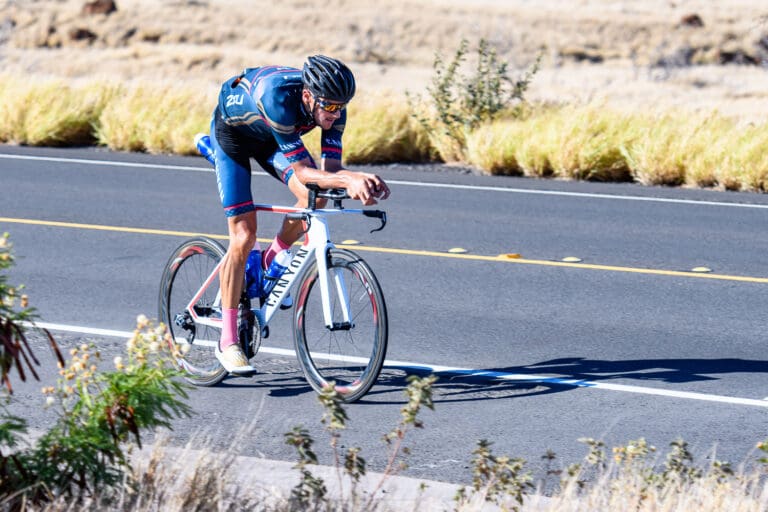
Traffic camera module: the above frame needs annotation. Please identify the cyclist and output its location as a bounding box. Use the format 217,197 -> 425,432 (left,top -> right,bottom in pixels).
197,55 -> 390,373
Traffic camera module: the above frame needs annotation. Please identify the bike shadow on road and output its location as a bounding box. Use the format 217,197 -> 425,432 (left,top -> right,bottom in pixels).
209,357 -> 768,404
360,357 -> 768,404
365,367 -> 565,404
517,357 -> 768,383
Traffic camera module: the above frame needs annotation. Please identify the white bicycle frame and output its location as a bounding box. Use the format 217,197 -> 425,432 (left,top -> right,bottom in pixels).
182,202 -> 369,343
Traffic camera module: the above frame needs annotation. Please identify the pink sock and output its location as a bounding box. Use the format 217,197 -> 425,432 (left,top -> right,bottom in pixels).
263,236 -> 291,269
220,308 -> 238,349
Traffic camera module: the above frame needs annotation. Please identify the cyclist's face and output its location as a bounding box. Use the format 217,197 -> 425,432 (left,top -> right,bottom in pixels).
304,90 -> 344,129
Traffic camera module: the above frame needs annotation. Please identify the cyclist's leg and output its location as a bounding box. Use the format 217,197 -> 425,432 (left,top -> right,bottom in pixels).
210,116 -> 257,371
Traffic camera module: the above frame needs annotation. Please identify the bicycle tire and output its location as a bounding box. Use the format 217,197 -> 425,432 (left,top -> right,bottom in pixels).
158,236 -> 228,386
293,248 -> 388,403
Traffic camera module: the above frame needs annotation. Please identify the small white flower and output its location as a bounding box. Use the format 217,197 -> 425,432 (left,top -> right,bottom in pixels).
148,341 -> 160,353
46,396 -> 56,407
113,356 -> 124,368
136,314 -> 149,327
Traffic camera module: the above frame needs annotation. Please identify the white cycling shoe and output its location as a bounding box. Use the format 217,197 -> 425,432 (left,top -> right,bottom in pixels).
215,344 -> 255,374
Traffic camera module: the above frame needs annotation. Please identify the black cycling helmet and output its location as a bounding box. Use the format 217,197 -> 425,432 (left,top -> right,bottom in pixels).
302,55 -> 356,103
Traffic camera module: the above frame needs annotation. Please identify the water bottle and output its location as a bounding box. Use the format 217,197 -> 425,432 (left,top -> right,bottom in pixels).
194,133 -> 216,166
262,250 -> 292,296
244,243 -> 263,298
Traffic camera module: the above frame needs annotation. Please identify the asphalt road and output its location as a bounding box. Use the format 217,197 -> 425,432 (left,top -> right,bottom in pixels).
2,145 -> 768,486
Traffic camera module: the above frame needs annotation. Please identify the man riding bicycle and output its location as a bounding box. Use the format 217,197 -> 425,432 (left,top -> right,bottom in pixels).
199,55 -> 390,373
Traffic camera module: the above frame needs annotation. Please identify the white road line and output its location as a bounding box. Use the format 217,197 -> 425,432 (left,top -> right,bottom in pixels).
0,153 -> 210,172
388,179 -> 768,209
3,153 -> 768,210
33,321 -> 768,409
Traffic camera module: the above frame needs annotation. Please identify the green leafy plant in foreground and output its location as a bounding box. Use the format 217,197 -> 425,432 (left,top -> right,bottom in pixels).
0,232 -> 62,394
0,232 -> 64,508
1,313 -> 192,509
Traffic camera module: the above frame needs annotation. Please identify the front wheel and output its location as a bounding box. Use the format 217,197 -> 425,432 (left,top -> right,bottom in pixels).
293,249 -> 388,403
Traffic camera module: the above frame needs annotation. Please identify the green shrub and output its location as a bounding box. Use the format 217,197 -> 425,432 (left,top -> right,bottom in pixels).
409,38 -> 540,162
0,233 -> 52,390
1,309 -> 191,508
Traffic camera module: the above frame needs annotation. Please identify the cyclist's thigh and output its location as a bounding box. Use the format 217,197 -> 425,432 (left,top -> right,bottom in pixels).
258,149 -> 317,186
212,118 -> 256,217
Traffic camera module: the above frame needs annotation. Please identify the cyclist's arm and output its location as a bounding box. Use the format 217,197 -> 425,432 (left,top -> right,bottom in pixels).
315,150 -> 390,204
267,109 -> 389,203
321,156 -> 343,172
320,121 -> 344,172
272,135 -> 388,204
290,159 -> 388,205
317,121 -> 390,201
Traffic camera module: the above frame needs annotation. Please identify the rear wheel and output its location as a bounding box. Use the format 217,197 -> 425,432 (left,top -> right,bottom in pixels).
158,237 -> 228,386
293,249 -> 388,402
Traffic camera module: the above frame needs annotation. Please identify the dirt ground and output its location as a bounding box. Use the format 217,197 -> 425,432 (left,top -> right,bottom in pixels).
1,0 -> 768,121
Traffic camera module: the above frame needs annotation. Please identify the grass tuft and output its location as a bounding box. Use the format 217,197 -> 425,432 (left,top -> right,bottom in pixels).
97,84 -> 213,154
344,93 -> 433,164
0,75 -> 115,146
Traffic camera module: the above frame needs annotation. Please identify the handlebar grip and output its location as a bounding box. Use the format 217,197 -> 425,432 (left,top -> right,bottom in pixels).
318,189 -> 350,200
364,210 -> 387,233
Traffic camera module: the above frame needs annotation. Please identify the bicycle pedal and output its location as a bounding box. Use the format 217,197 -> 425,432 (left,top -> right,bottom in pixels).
261,326 -> 270,339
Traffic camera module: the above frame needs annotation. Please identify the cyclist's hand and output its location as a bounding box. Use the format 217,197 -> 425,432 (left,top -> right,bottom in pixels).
348,173 -> 390,206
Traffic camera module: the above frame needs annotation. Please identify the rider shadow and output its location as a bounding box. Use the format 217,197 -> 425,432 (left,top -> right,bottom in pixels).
216,361 -> 315,398
362,357 -> 768,404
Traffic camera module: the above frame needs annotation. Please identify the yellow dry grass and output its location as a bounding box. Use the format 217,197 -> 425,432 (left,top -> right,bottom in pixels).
97,85 -> 213,155
464,103 -> 768,191
344,94 -> 432,164
0,74 -> 117,146
539,471 -> 768,512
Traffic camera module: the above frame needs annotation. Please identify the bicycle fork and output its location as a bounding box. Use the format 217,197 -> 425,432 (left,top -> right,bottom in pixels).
315,243 -> 354,331
303,213 -> 354,332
